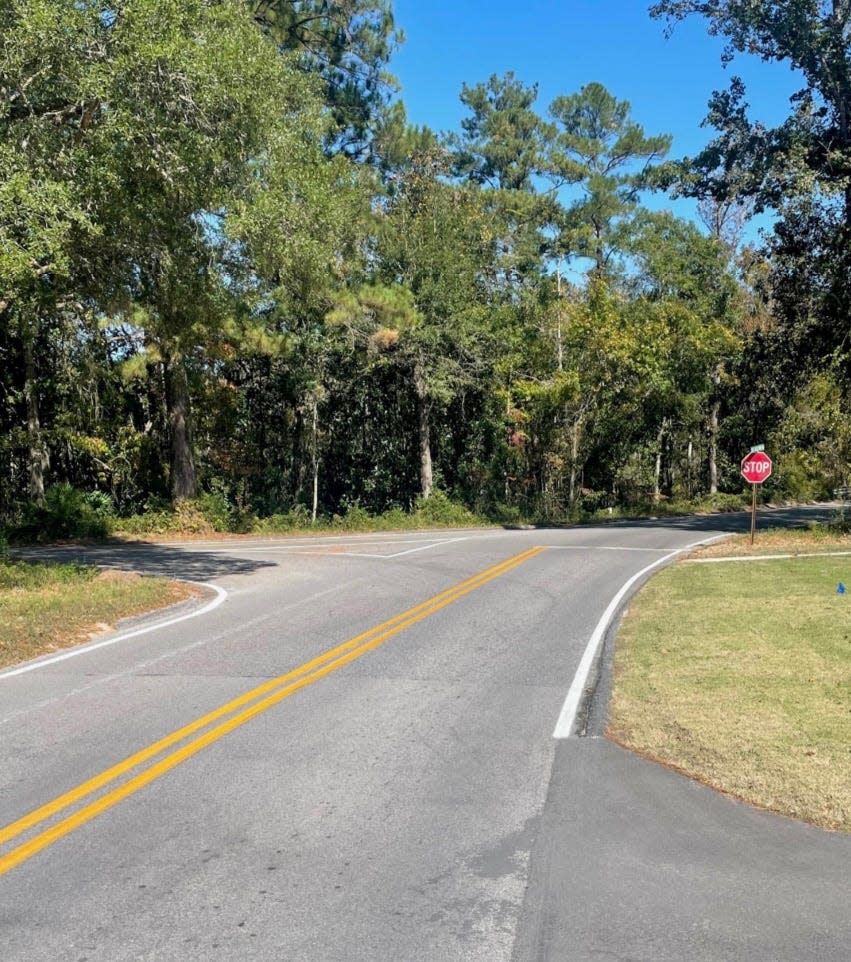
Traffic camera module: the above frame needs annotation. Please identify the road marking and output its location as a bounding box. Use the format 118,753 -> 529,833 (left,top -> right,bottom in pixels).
0,546 -> 545,876
0,585 -> 343,729
544,544 -> 673,553
687,550 -> 851,563
137,532 -> 496,551
197,536 -> 470,559
552,535 -> 727,739
0,582 -> 228,681
379,537 -> 469,558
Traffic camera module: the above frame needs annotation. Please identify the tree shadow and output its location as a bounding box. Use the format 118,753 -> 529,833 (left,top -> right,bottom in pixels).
512,503 -> 837,536
9,540 -> 278,582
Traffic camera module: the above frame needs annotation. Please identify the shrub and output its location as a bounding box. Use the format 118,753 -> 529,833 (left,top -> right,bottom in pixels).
378,506 -> 408,529
256,504 -> 314,532
17,484 -> 113,542
196,490 -> 230,532
488,502 -> 522,524
334,502 -> 374,530
696,492 -> 750,513
413,489 -> 479,527
579,489 -> 611,513
824,507 -> 851,534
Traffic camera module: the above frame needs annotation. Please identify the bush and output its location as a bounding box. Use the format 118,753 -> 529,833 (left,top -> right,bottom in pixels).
334,502 -> 375,530
579,489 -> 611,513
112,501 -> 210,536
16,484 -> 113,542
771,450 -> 832,502
697,492 -> 750,513
413,489 -> 479,527
378,506 -> 408,529
488,502 -> 522,524
196,490 -> 231,532
256,504 -> 313,532
823,507 -> 851,534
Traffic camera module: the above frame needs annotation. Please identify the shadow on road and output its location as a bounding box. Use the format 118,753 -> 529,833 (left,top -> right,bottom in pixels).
11,505 -> 838,579
10,540 -> 278,582
521,503 -> 836,536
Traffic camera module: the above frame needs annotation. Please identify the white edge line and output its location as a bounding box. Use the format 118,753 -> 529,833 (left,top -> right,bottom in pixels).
688,550 -> 851,563
0,581 -> 228,681
552,533 -> 728,739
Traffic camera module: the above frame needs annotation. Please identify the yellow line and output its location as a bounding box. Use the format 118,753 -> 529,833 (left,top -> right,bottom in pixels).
0,546 -> 544,876
0,545 -> 540,849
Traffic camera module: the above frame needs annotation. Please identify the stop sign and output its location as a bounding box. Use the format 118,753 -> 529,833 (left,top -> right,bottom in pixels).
741,451 -> 773,484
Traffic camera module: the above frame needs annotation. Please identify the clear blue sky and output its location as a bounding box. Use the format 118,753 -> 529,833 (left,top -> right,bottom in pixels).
390,1 -> 801,234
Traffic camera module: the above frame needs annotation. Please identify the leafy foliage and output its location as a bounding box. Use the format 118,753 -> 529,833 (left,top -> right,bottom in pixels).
1,2 -> 845,539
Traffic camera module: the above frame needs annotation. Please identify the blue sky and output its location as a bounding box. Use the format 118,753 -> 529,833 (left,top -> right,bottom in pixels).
390,1 -> 802,237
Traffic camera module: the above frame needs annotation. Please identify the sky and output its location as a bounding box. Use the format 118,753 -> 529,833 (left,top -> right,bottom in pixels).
389,0 -> 803,238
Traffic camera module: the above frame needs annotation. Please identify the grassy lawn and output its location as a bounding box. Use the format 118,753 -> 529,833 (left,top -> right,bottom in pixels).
609,545 -> 851,832
0,561 -> 196,670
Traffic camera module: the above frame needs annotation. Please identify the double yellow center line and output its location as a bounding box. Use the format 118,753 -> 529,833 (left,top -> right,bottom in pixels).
0,545 -> 545,876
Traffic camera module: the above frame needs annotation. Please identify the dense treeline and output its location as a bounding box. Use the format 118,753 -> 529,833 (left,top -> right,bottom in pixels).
2,0 -> 850,534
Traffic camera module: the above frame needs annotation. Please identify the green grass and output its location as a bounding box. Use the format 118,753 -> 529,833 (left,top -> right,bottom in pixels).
0,561 -> 194,669
609,553 -> 851,832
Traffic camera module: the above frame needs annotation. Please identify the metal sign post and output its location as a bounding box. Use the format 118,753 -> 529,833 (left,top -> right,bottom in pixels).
750,482 -> 758,545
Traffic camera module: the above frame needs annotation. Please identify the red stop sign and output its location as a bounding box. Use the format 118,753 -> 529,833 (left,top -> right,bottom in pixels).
741,451 -> 772,484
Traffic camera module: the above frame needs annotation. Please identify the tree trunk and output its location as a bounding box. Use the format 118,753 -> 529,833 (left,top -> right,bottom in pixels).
23,330 -> 48,503
687,439 -> 694,500
708,365 -> 721,495
163,349 -> 196,502
310,396 -> 319,524
292,407 -> 305,504
556,266 -> 564,372
594,223 -> 605,275
653,418 -> 668,503
568,416 -> 583,512
414,360 -> 433,500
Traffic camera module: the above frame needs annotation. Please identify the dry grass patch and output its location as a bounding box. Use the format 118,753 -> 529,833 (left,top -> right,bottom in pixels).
609,555 -> 851,832
694,525 -> 851,558
0,561 -> 196,669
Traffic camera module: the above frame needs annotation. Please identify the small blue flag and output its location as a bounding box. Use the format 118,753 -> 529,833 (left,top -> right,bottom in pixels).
838,583 -> 846,594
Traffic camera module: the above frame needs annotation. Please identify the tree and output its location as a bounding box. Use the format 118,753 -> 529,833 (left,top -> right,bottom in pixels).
0,0 -> 350,504
651,0 -> 851,431
546,82 -> 672,274
651,1 -> 851,218
628,211 -> 742,496
450,73 -> 554,289
0,0 -> 104,501
252,0 -> 403,159
325,142 -> 500,504
227,121 -> 370,517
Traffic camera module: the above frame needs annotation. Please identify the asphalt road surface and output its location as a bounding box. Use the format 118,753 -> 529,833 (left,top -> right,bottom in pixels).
2,508 -> 849,961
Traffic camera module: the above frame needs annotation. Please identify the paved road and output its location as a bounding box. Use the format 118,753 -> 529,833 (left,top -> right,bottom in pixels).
1,509 -> 849,961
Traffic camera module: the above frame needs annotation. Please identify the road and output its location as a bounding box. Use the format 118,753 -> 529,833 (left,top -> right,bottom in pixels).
1,509 -> 849,961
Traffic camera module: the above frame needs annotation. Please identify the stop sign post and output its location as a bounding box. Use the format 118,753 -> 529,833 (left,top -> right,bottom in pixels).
741,450 -> 773,543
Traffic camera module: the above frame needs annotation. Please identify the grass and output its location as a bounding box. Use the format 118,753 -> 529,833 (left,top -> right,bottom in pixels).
609,541 -> 851,832
694,524 -> 851,558
0,560 -> 196,670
